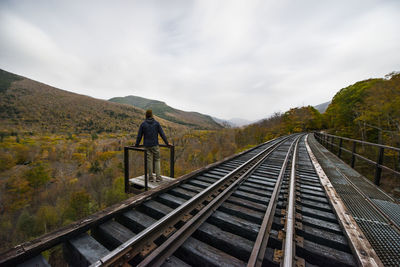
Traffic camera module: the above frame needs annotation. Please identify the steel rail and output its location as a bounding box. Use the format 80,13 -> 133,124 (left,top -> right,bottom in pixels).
247,136 -> 300,267
0,136 -> 285,267
92,136 -> 292,266
135,136 -> 289,267
282,137 -> 300,267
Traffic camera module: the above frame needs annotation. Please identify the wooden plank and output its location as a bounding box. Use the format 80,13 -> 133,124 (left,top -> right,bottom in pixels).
209,169 -> 230,175
298,239 -> 356,267
218,202 -> 264,224
129,175 -> 174,189
301,199 -> 332,212
245,178 -> 276,188
187,180 -> 211,188
179,183 -> 203,193
305,134 -> 383,267
64,233 -> 109,266
161,256 -> 191,267
140,200 -> 173,219
300,184 -> 324,192
299,188 -> 327,198
117,210 -> 156,232
92,220 -> 135,250
298,206 -> 337,223
208,210 -> 260,241
16,255 -> 50,267
175,237 -> 246,267
238,185 -> 273,196
298,225 -> 351,252
226,196 -> 266,213
232,190 -> 269,205
157,193 -> 187,208
169,187 -> 197,200
299,192 -> 329,203
195,175 -> 218,184
203,172 -> 224,179
194,222 -> 277,265
301,215 -> 343,235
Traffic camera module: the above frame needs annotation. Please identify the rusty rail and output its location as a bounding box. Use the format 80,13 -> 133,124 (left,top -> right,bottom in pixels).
93,138 -> 288,266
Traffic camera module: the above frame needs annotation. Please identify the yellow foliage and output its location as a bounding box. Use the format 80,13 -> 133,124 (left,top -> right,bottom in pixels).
72,153 -> 86,163
0,152 -> 15,171
76,146 -> 87,153
96,151 -> 119,161
69,178 -> 79,184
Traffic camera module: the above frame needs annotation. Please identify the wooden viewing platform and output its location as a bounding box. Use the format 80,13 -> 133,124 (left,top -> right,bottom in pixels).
129,175 -> 175,190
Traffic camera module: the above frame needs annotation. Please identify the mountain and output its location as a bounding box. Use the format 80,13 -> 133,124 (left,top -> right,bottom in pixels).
228,118 -> 253,127
0,69 -> 184,134
314,101 -> 331,113
212,116 -> 254,127
109,95 -> 222,129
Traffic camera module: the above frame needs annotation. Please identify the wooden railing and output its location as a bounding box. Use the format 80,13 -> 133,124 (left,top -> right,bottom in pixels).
124,144 -> 175,192
314,132 -> 400,186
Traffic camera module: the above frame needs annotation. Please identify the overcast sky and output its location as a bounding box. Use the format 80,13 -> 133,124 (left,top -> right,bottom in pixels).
1,0 -> 399,121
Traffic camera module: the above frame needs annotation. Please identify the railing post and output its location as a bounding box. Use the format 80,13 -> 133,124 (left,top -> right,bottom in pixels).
170,145 -> 175,178
338,138 -> 343,158
124,147 -> 129,193
374,147 -> 384,186
398,151 -> 400,172
330,136 -> 334,151
351,141 -> 356,168
144,150 -> 148,191
397,151 -> 400,172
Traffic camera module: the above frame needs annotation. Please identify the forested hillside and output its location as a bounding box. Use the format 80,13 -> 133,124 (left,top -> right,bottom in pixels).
109,95 -> 222,129
0,69 -> 184,134
324,72 -> 400,147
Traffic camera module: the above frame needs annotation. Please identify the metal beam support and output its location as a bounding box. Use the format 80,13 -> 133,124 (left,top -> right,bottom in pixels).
124,147 -> 129,193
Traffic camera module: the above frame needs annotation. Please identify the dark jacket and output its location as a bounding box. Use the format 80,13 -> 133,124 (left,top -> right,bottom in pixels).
135,118 -> 168,147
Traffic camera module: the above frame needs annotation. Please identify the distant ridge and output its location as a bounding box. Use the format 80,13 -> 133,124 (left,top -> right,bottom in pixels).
109,95 -> 222,129
314,101 -> 331,113
0,69 -> 186,133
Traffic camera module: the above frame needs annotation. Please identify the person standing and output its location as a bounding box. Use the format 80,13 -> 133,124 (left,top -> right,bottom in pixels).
135,110 -> 169,182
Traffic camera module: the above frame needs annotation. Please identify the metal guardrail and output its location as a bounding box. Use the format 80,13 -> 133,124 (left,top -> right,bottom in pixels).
314,132 -> 400,186
124,144 -> 174,192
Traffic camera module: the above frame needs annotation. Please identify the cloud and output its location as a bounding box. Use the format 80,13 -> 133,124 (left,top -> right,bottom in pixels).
1,0 -> 400,120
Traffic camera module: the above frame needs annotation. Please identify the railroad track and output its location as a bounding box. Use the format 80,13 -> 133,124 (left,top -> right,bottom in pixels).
0,134 -> 378,266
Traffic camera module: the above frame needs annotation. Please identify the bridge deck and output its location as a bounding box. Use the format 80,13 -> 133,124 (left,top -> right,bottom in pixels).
308,134 -> 400,266
2,133 -> 400,266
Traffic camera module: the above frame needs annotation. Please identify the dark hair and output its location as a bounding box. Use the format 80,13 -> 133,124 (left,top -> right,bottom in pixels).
146,109 -> 153,118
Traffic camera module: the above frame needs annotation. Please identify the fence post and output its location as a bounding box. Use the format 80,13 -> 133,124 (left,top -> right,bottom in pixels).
397,151 -> 400,172
338,138 -> 343,158
330,136 -> 334,151
124,147 -> 129,193
374,147 -> 384,186
170,146 -> 175,178
351,141 -> 356,168
144,150 -> 148,191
